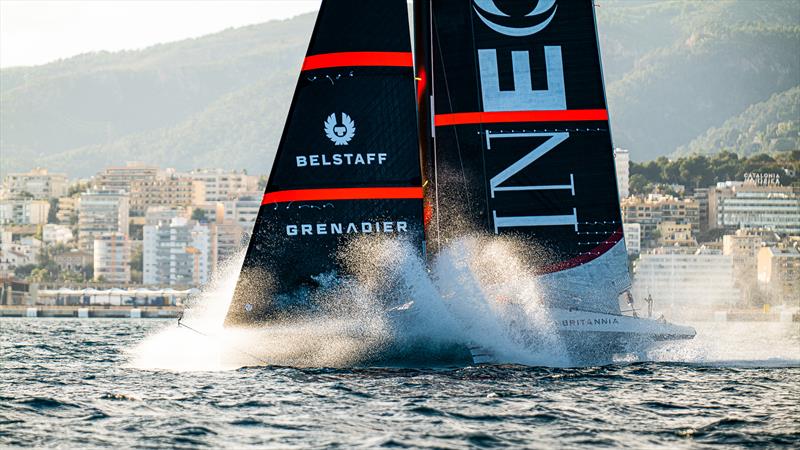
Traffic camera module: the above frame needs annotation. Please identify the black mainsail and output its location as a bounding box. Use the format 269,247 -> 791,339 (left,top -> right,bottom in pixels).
225,0 -> 423,326
422,0 -> 630,313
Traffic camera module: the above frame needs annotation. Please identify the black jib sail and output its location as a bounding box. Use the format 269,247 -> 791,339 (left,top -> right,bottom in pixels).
424,0 -> 630,313
225,0 -> 423,326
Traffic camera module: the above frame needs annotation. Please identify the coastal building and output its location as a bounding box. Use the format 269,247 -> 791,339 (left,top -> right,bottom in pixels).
78,190 -> 129,252
185,169 -> 259,203
221,193 -> 261,229
144,206 -> 190,226
1,168 -> 68,200
708,180 -> 800,234
93,163 -> 158,193
0,199 -> 50,225
656,221 -> 696,247
42,224 -> 74,245
623,223 -> 641,255
757,246 -> 800,306
722,229 -> 781,303
621,194 -> 699,246
129,176 -> 194,215
211,221 -> 246,271
693,188 -> 709,232
143,217 -> 211,286
53,250 -> 93,272
614,148 -> 630,199
56,196 -> 79,224
0,232 -> 41,272
93,233 -> 131,284
633,246 -> 741,316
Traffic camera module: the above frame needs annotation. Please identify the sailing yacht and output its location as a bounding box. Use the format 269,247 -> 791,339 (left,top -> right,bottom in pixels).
224,0 -> 695,363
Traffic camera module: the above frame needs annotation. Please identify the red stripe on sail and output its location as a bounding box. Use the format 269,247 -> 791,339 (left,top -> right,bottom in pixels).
434,109 -> 608,127
262,187 -> 423,205
302,52 -> 414,71
535,227 -> 624,275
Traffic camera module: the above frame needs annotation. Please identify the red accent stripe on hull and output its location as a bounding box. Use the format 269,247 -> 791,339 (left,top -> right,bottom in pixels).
262,187 -> 423,205
302,52 -> 414,71
536,227 -> 624,275
434,109 -> 608,127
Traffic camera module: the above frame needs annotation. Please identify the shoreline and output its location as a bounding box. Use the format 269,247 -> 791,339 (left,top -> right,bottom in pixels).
0,305 -> 181,318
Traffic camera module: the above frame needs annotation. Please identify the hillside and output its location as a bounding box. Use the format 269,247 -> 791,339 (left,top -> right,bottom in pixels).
1,1 -> 798,177
674,86 -> 800,157
0,14 -> 315,176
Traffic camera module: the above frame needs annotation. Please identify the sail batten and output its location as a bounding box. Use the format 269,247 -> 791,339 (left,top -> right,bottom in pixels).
302,52 -> 414,71
435,109 -> 608,126
262,187 -> 424,205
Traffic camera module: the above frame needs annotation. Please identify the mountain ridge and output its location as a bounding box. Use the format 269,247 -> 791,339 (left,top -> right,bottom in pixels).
2,1 -> 798,177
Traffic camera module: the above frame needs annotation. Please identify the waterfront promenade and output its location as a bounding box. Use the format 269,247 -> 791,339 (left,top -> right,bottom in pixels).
0,305 -> 181,318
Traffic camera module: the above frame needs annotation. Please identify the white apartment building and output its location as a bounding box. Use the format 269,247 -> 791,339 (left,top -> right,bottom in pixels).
144,206 -> 189,226
93,233 -> 131,284
42,224 -> 74,244
621,194 -> 700,245
2,168 -> 68,199
221,193 -> 261,230
211,221 -> 246,271
0,232 -> 41,272
143,218 -> 211,286
614,148 -> 630,199
129,176 -> 194,215
757,246 -> 800,306
78,190 -> 129,252
633,246 -> 741,316
186,169 -> 259,203
0,199 -> 50,225
709,182 -> 800,234
93,163 -> 158,193
56,196 -> 79,224
623,223 -> 641,255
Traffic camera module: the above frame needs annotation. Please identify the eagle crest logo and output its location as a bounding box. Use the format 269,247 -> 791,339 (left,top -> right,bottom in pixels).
324,113 -> 356,146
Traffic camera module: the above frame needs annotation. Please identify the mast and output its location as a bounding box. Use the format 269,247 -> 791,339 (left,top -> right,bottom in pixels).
226,0 -> 424,326
413,0 -> 439,255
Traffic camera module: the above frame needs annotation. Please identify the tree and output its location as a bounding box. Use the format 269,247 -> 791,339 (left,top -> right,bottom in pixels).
28,268 -> 50,283
130,246 -> 144,284
14,264 -> 37,278
47,198 -> 60,224
629,174 -> 652,196
191,208 -> 208,222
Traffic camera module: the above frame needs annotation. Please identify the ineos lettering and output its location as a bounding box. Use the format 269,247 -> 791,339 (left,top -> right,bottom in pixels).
478,47 -> 566,112
477,15 -> 577,233
486,131 -> 578,233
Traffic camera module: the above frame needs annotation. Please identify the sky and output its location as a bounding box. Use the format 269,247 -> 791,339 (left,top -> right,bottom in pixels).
0,0 -> 321,68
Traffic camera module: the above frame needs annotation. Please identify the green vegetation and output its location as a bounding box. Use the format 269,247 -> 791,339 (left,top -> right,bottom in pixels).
47,198 -> 60,224
130,246 -> 143,284
191,208 -> 208,222
675,87 -> 800,157
629,151 -> 800,195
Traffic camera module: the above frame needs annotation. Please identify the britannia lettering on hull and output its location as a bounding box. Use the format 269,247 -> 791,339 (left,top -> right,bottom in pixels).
224,0 -> 696,362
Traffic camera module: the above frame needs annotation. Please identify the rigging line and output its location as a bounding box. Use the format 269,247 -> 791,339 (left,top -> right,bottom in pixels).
176,314 -> 270,366
428,0 -> 441,249
466,2 -> 493,233
433,6 -> 472,224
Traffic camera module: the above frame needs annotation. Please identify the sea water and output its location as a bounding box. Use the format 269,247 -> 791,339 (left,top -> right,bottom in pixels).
2,238 -> 799,448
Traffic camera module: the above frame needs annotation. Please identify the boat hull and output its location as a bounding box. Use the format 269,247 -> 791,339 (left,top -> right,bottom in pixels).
470,308 -> 696,365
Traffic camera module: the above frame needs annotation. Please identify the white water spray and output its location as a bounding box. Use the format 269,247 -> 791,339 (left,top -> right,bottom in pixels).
130,234 -> 574,370
129,235 -> 799,371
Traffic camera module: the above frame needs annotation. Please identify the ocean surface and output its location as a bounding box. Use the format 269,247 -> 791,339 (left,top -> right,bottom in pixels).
1,318 -> 799,449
